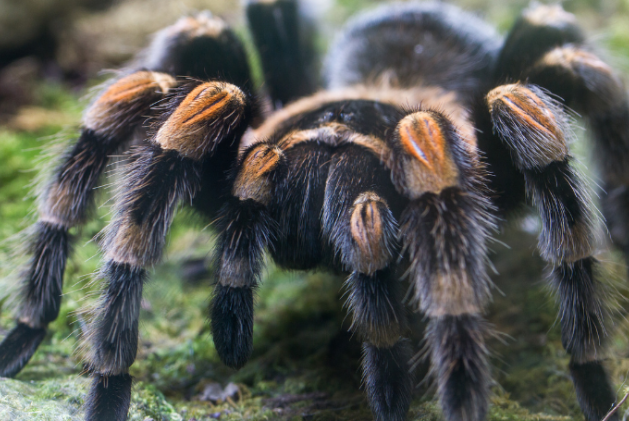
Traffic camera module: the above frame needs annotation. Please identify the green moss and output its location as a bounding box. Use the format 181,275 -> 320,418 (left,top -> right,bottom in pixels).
0,376 -> 184,421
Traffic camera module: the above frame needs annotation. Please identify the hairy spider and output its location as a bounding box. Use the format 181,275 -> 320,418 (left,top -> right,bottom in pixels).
1,1 -> 627,421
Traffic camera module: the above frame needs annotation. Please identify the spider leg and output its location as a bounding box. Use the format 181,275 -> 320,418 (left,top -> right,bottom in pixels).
487,82 -> 617,421
530,48 -> 629,260
0,70 -> 176,378
84,82 -> 252,421
143,12 -> 253,87
497,4 -> 629,259
322,145 -> 412,421
246,0 -> 318,108
210,137 -> 335,368
210,195 -> 275,369
0,12 -> 255,379
388,111 -> 496,421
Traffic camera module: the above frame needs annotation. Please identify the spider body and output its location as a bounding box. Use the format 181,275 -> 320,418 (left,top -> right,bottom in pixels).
1,2 -> 628,421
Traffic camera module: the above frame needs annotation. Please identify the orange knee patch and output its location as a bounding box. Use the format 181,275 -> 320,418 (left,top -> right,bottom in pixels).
233,143 -> 283,204
523,4 -> 577,28
487,85 -> 561,141
537,47 -> 621,99
542,47 -> 612,75
350,193 -> 384,253
349,193 -> 392,273
84,71 -> 176,133
487,84 -> 568,166
167,12 -> 227,39
399,112 -> 448,170
393,112 -> 459,198
155,82 -> 247,160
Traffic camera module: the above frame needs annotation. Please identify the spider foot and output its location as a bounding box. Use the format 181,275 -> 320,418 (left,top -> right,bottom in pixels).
210,284 -> 254,369
84,373 -> 133,421
570,359 -> 618,421
0,323 -> 46,378
362,340 -> 413,421
427,315 -> 490,421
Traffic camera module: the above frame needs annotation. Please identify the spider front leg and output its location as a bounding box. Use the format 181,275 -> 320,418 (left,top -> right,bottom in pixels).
487,83 -> 617,421
0,11 -> 254,380
84,82 -> 252,421
210,137 -> 335,369
497,3 -> 629,259
210,194 -> 276,369
322,145 -> 412,421
529,44 -> 629,259
389,111 -> 496,421
0,70 -> 176,378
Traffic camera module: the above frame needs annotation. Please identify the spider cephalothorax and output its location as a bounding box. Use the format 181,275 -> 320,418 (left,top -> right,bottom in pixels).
1,1 -> 628,421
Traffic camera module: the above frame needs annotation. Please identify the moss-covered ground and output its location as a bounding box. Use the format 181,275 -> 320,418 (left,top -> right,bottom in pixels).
3,1 -> 629,420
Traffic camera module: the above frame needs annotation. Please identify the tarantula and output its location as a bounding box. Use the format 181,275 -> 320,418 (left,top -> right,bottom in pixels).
1,1 -> 627,420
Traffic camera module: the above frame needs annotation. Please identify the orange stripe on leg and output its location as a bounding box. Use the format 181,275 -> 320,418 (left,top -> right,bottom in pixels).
155,82 -> 248,160
487,84 -> 564,144
84,71 -> 176,134
393,111 -> 460,197
486,83 -> 568,168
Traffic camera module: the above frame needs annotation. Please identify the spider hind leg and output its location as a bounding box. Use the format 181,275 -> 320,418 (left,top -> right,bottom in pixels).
246,0 -> 318,108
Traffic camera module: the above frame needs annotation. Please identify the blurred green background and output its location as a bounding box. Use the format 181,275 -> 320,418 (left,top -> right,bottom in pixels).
1,0 -> 629,420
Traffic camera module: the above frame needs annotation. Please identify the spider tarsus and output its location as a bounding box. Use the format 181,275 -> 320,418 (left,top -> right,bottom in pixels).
427,315 -> 490,421
570,360 -> 618,421
0,323 -> 47,378
210,284 -> 254,370
362,340 -> 413,421
84,373 -> 133,421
